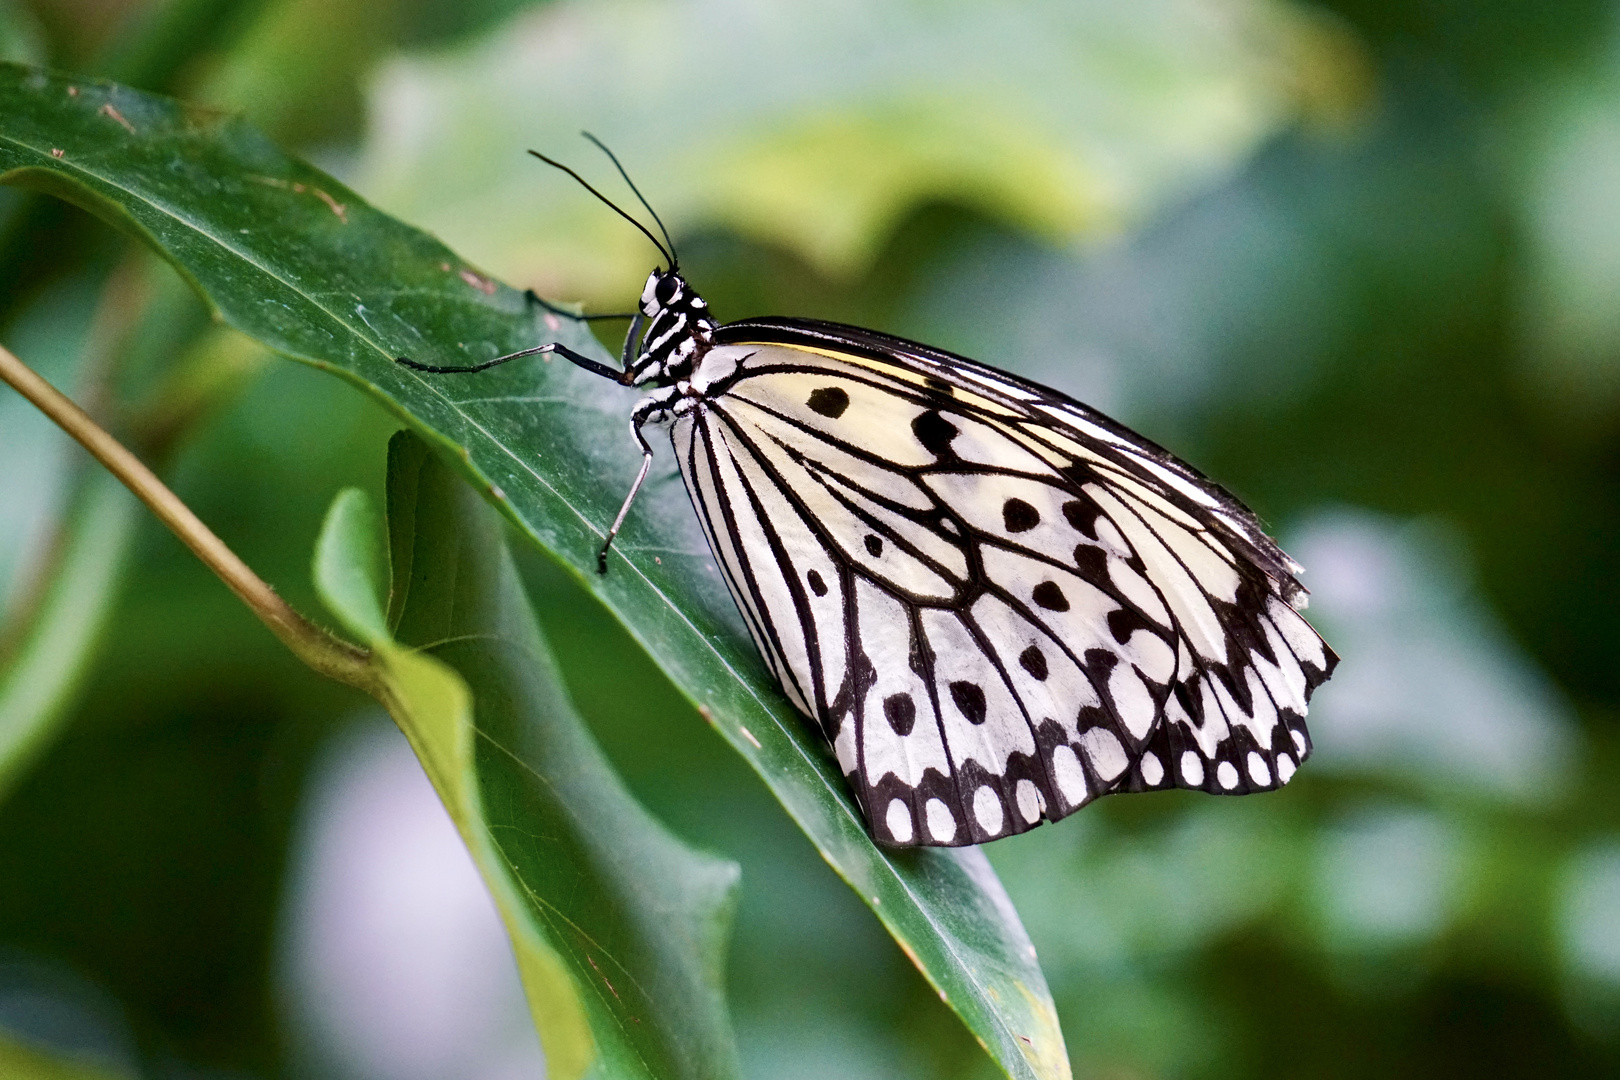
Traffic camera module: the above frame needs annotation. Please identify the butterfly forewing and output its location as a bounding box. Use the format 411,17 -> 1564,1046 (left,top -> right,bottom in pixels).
672,320 -> 1336,847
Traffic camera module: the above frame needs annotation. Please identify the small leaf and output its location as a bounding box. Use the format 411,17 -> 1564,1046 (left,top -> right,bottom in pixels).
0,65 -> 1067,1078
313,433 -> 742,1080
312,486 -> 389,644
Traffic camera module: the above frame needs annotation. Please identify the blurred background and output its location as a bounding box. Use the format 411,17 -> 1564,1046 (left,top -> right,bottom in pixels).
1,0 -> 1618,1077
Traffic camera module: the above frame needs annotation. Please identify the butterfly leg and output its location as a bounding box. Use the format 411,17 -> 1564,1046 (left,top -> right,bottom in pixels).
396,341 -> 624,380
523,289 -> 637,323
597,387 -> 678,573
397,306 -> 645,380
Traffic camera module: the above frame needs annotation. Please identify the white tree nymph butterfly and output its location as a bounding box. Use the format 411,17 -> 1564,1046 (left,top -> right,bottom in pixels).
397,137 -> 1338,848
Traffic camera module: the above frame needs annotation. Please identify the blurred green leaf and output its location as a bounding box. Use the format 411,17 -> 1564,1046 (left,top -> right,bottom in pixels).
0,471 -> 139,802
1511,31 -> 1620,435
314,440 -> 743,1079
0,1031 -> 131,1080
196,0 -> 396,145
0,0 -> 45,67
0,252 -> 268,808
92,0 -> 267,94
0,64 -> 1066,1079
359,0 -> 1367,297
0,268 -> 114,802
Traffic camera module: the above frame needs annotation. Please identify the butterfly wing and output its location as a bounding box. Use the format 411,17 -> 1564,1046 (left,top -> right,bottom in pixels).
671,319 -> 1336,846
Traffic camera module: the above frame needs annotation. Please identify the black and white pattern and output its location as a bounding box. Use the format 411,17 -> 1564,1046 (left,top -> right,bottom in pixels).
663,315 -> 1335,846
403,265 -> 1338,847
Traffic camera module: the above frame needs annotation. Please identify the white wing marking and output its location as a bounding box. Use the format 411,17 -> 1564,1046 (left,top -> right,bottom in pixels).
972,786 -> 1005,836
1086,484 -> 1229,661
1187,677 -> 1234,759
1257,618 -> 1309,712
918,609 -> 1037,773
1104,554 -> 1173,628
674,416 -> 787,693
1107,665 -> 1159,742
924,472 -> 1071,551
719,394 -> 935,511
944,413 -> 1062,472
707,421 -> 817,714
1092,515 -> 1133,558
1017,423 -> 1116,468
853,580 -> 950,788
716,403 -> 958,600
1121,490 -> 1243,602
967,592 -> 1102,724
1124,630 -> 1177,684
1049,744 -> 1088,806
1032,404 -> 1137,449
1094,464 -> 1205,530
950,365 -> 1042,401
1127,452 -> 1223,509
1078,726 -> 1129,781
1268,596 -> 1328,669
815,469 -> 969,580
727,370 -> 937,467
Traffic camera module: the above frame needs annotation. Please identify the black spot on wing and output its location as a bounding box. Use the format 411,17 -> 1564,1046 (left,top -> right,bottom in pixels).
949,680 -> 987,725
1106,607 -> 1152,644
1018,645 -> 1049,681
807,568 -> 828,596
1059,462 -> 1098,489
1003,498 -> 1040,532
1072,543 -> 1107,580
1031,580 -> 1069,611
1063,498 -> 1098,538
864,534 -> 883,557
807,386 -> 850,417
911,410 -> 958,457
883,692 -> 916,736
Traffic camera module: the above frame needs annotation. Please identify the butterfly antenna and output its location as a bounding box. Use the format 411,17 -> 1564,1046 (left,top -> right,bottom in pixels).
580,131 -> 678,271
527,149 -> 673,267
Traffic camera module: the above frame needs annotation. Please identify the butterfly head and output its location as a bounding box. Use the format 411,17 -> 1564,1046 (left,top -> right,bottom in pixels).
628,267 -> 718,386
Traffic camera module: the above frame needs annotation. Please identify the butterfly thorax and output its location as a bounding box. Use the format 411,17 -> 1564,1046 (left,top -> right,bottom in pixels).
628,268 -> 719,387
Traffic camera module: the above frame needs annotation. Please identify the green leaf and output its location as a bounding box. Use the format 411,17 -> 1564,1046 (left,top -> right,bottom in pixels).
313,433 -> 742,1080
358,0 -> 1366,293
312,486 -> 389,643
0,64 -> 1068,1078
0,470 -> 139,802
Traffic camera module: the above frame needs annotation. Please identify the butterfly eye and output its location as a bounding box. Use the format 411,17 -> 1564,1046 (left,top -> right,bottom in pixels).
655,275 -> 680,305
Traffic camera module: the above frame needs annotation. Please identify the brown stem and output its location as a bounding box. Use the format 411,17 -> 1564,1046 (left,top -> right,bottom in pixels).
0,341 -> 379,694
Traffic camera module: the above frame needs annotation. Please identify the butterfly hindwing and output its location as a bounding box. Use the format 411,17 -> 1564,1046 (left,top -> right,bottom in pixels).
673,320 -> 1336,846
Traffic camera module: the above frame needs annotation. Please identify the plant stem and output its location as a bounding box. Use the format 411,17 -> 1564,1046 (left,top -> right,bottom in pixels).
0,341 -> 378,693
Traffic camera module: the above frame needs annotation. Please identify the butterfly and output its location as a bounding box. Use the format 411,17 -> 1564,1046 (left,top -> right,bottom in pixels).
398,137 -> 1338,847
